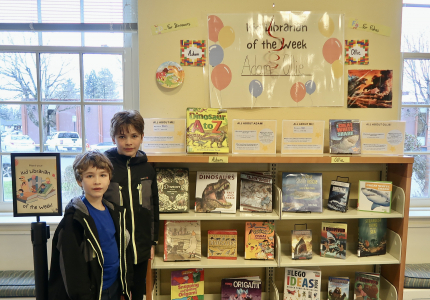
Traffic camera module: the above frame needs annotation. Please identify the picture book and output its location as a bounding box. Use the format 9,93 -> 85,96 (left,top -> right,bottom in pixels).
171,268 -> 204,300
186,107 -> 228,153
358,218 -> 387,257
281,173 -> 323,213
221,277 -> 262,300
358,180 -> 392,213
195,171 -> 237,213
245,221 -> 275,260
164,220 -> 201,261
354,272 -> 380,300
327,179 -> 351,213
208,229 -> 237,259
329,119 -> 361,154
291,226 -> 312,260
283,268 -> 321,300
239,172 -> 272,212
328,277 -> 350,300
156,168 -> 189,213
320,222 -> 347,259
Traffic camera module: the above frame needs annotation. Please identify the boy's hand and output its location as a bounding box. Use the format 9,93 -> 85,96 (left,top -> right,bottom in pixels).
150,245 -> 155,260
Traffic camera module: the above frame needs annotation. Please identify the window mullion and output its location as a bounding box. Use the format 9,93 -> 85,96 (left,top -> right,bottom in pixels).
37,51 -> 43,153
80,52 -> 85,153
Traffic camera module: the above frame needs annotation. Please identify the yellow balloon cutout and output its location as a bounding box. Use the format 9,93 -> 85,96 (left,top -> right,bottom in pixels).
318,15 -> 334,37
331,60 -> 343,78
218,26 -> 235,48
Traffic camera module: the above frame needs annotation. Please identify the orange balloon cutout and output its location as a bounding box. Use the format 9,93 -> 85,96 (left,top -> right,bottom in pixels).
290,82 -> 306,103
211,64 -> 232,91
322,38 -> 342,64
208,15 -> 224,43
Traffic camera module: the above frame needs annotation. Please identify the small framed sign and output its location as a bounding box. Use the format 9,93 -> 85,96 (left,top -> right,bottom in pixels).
12,153 -> 62,217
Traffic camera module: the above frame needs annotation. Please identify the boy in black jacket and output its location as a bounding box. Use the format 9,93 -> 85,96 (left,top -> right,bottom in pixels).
49,150 -> 132,300
104,110 -> 160,300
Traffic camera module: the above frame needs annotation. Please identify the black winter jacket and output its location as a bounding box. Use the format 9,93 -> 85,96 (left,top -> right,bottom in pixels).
104,148 -> 160,264
48,197 -> 132,300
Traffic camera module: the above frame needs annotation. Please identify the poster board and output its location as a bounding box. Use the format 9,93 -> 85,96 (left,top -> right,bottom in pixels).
232,119 -> 276,154
281,120 -> 325,154
143,118 -> 186,153
360,121 -> 405,155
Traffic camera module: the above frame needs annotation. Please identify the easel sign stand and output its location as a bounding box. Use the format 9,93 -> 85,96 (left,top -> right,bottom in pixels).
31,216 -> 50,300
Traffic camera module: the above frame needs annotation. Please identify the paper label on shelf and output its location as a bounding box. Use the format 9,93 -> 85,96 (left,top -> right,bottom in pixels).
331,157 -> 350,163
209,156 -> 228,163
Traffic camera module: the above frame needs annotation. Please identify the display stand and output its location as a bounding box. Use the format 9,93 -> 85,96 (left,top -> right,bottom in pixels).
31,217 -> 50,300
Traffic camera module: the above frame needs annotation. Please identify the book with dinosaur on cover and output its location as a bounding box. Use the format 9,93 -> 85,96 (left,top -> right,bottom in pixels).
358,218 -> 387,257
171,268 -> 204,300
221,277 -> 262,300
156,168 -> 189,213
208,230 -> 237,259
239,172 -> 272,212
244,221 -> 275,260
291,225 -> 312,260
195,171 -> 237,213
283,268 -> 321,300
164,220 -> 201,261
281,173 -> 323,213
186,107 -> 229,153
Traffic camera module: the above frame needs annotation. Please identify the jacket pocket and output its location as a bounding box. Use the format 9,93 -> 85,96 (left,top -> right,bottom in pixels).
139,179 -> 152,210
104,182 -> 123,206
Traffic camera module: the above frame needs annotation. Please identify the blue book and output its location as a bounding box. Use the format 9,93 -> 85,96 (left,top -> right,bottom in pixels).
282,173 -> 323,212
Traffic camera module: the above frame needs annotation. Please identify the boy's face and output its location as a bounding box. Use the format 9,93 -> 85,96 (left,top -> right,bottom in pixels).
112,125 -> 143,157
77,166 -> 110,202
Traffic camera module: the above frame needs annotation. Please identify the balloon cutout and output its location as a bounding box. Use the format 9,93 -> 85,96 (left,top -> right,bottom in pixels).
290,82 -> 306,103
331,60 -> 343,78
208,15 -> 224,43
249,80 -> 263,98
209,44 -> 224,67
211,64 -> 232,91
318,15 -> 335,38
218,26 -> 235,48
305,80 -> 316,95
322,38 -> 342,64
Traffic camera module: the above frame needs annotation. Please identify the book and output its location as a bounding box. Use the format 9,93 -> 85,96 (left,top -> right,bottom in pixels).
328,277 -> 350,300
156,168 -> 189,213
358,180 -> 392,213
283,268 -> 321,300
208,229 -> 237,259
281,173 -> 323,213
239,172 -> 272,212
320,222 -> 347,259
221,277 -> 262,300
291,225 -> 312,260
186,107 -> 228,153
327,178 -> 351,213
358,218 -> 387,257
171,268 -> 204,300
244,221 -> 275,260
329,119 -> 361,154
164,220 -> 201,261
354,272 -> 380,300
195,171 -> 237,213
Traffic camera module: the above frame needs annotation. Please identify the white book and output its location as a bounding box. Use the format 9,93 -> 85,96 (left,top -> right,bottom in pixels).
283,268 -> 321,300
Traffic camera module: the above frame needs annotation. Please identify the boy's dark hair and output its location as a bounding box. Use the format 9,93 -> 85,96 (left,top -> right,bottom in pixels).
41,184 -> 46,187
357,283 -> 362,288
18,189 -> 23,192
110,110 -> 144,139
73,150 -> 113,182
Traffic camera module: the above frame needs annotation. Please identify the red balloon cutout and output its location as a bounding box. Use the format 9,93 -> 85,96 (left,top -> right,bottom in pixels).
208,15 -> 224,43
211,64 -> 232,91
290,82 -> 306,103
322,38 -> 342,64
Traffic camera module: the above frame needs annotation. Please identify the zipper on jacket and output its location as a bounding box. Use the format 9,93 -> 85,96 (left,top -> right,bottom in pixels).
122,209 -> 130,298
119,186 -> 123,206
137,184 -> 142,205
127,159 -> 138,264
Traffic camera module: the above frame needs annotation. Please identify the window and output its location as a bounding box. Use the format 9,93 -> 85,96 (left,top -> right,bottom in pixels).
0,0 -> 139,211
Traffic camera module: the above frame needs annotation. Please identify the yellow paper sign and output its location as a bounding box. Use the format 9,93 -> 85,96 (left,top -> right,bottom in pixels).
348,18 -> 391,36
209,156 -> 228,163
360,121 -> 405,155
151,18 -> 198,35
331,157 -> 350,163
282,120 -> 325,154
232,120 -> 277,154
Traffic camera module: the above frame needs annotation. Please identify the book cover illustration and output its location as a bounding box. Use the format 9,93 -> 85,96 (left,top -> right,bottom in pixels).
164,220 -> 201,261
329,119 -> 361,154
281,173 -> 323,213
186,107 -> 228,153
358,218 -> 387,257
208,229 -> 237,259
345,40 -> 369,65
354,272 -> 380,300
156,168 -> 189,213
283,268 -> 321,300
245,221 -> 275,260
239,172 -> 272,212
328,277 -> 349,300
221,277 -> 262,300
358,181 -> 392,213
171,268 -> 204,300
291,227 -> 312,260
320,222 -> 347,259
327,179 -> 351,213
195,171 -> 237,214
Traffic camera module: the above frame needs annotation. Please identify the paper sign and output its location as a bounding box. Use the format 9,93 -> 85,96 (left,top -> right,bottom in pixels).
152,18 -> 198,35
282,120 -> 325,154
360,121 -> 405,155
142,118 -> 186,153
209,156 -> 228,163
181,40 -> 206,66
232,120 -> 276,154
345,40 -> 369,65
349,18 -> 391,36
331,157 -> 350,163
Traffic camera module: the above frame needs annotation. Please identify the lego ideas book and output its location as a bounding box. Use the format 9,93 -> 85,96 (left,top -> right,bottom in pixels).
358,218 -> 387,257
282,173 -> 323,213
283,268 -> 321,300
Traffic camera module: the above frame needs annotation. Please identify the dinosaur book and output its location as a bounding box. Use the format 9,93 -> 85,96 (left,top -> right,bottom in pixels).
327,179 -> 351,213
283,268 -> 321,300
244,221 -> 275,260
329,119 -> 361,154
156,168 -> 189,213
164,220 -> 201,261
291,227 -> 312,260
328,277 -> 349,300
320,222 -> 347,259
354,272 -> 380,300
195,171 -> 237,213
281,173 -> 323,213
358,218 -> 387,257
358,180 -> 392,213
186,107 -> 229,153
171,268 -> 204,300
221,277 -> 262,300
239,172 -> 272,212
208,230 -> 237,259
